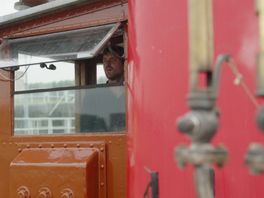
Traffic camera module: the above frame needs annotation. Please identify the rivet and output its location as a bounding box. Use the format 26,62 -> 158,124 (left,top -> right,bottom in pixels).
76,144 -> 80,148
18,148 -> 22,153
63,144 -> 67,148
61,188 -> 74,198
38,144 -> 42,148
51,144 -> 54,148
90,144 -> 94,147
17,186 -> 30,198
100,182 -> 104,187
26,144 -> 30,148
100,148 -> 104,152
101,165 -> 105,169
38,187 -> 52,198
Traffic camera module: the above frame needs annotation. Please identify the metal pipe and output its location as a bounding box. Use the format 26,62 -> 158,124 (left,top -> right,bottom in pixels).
256,0 -> 264,95
188,0 -> 214,89
195,165 -> 215,198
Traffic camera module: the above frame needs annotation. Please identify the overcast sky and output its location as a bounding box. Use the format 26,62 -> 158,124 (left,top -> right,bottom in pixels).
0,1 -> 107,84
0,1 -> 17,16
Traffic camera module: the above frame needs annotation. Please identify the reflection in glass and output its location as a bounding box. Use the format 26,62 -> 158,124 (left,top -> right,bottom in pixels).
97,64 -> 107,84
14,86 -> 126,135
15,61 -> 75,91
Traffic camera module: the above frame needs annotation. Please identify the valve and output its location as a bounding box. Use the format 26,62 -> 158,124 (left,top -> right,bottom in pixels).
177,110 -> 218,143
175,89 -> 228,198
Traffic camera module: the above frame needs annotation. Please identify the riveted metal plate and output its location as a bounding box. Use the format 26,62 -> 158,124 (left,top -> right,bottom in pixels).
11,141 -> 106,198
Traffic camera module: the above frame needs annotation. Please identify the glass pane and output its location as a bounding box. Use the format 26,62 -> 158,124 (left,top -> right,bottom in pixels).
14,86 -> 126,135
15,61 -> 75,91
97,64 -> 107,84
0,23 -> 118,68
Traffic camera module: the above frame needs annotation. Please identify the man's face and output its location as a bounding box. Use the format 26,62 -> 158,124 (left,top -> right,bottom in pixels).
103,53 -> 124,81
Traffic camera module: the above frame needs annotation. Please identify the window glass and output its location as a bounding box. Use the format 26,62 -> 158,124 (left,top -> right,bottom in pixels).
97,64 -> 107,84
10,22 -> 126,135
0,23 -> 120,68
15,61 -> 75,91
14,86 -> 126,135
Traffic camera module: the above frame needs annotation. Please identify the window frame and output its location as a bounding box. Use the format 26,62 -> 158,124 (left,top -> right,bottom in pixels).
10,22 -> 127,136
0,23 -> 121,69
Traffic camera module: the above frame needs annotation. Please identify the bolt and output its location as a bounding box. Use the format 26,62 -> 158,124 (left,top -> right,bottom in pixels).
61,188 -> 74,198
17,186 -> 30,198
38,187 -> 52,198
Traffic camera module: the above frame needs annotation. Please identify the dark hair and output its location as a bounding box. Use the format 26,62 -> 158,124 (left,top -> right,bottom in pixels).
103,45 -> 124,58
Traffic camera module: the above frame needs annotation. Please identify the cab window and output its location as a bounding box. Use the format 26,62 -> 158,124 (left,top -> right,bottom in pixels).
0,23 -> 126,135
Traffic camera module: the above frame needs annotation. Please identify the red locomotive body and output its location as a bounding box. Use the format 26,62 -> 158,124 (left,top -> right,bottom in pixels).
128,0 -> 264,197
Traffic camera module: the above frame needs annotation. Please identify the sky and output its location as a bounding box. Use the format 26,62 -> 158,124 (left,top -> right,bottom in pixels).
0,1 -> 107,85
0,1 -> 76,84
0,1 -> 17,16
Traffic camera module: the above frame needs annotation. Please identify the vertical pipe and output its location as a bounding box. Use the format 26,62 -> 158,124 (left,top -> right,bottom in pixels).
188,0 -> 214,89
188,1 -> 216,197
256,0 -> 264,95
195,165 -> 215,198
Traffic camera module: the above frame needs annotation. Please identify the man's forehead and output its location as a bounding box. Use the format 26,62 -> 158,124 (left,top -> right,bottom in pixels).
103,53 -> 119,59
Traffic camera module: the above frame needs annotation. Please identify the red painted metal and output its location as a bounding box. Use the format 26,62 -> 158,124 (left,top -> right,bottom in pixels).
127,0 -> 264,198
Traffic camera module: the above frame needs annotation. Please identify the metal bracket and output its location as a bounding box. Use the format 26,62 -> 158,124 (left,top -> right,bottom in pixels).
246,143 -> 264,174
144,167 -> 159,198
246,108 -> 264,174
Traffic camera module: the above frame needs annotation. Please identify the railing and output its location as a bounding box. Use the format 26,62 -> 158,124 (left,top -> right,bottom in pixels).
15,91 -> 75,105
14,117 -> 75,135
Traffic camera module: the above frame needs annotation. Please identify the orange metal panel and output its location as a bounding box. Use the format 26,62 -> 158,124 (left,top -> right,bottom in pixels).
10,147 -> 103,198
9,3 -> 128,38
0,1 -> 127,198
0,136 -> 126,198
0,0 -> 127,38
